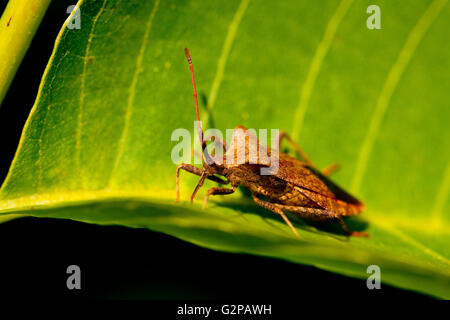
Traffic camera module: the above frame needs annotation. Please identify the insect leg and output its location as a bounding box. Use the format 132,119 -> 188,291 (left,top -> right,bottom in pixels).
252,194 -> 300,238
190,171 -> 208,204
278,131 -> 315,166
336,217 -> 369,237
203,186 -> 237,209
278,131 -> 340,176
321,163 -> 340,176
271,204 -> 335,220
272,204 -> 368,237
176,163 -> 229,202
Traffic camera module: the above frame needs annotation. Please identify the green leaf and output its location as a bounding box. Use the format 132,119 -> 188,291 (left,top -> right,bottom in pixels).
1,0 -> 449,298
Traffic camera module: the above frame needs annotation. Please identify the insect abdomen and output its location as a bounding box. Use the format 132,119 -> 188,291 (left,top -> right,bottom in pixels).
296,186 -> 365,216
264,183 -> 319,207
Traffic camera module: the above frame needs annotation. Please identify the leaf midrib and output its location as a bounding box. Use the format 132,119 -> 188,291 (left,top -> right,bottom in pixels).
0,190 -> 449,279
0,189 -> 449,238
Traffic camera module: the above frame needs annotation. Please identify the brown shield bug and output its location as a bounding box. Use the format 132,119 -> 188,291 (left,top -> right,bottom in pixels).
176,48 -> 368,238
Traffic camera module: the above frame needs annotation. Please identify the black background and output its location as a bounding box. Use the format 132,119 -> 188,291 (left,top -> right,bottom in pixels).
0,1 -> 430,300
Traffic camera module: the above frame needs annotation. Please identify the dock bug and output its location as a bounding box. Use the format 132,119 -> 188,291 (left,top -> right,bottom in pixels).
176,48 -> 368,238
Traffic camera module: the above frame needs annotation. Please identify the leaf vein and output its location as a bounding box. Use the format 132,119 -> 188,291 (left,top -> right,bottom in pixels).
351,0 -> 448,194
37,51 -> 70,191
76,0 -> 108,188
291,0 -> 354,140
372,220 -> 450,267
432,162 -> 450,225
202,0 -> 251,126
108,0 -> 160,185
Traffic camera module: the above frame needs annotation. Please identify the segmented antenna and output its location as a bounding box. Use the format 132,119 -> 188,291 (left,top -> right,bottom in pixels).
185,48 -> 212,164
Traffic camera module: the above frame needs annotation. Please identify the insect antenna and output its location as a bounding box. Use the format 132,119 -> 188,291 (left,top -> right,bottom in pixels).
185,48 -> 213,165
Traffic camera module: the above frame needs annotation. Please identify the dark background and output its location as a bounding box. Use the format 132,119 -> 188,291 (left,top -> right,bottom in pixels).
0,1 -> 429,300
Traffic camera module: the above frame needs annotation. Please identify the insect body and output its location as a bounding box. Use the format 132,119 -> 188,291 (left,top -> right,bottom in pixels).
176,48 -> 368,238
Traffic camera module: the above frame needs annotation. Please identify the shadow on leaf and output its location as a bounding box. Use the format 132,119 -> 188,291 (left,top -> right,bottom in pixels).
214,187 -> 369,240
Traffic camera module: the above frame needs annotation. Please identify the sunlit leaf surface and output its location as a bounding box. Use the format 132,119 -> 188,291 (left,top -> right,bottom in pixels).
1,0 -> 449,298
